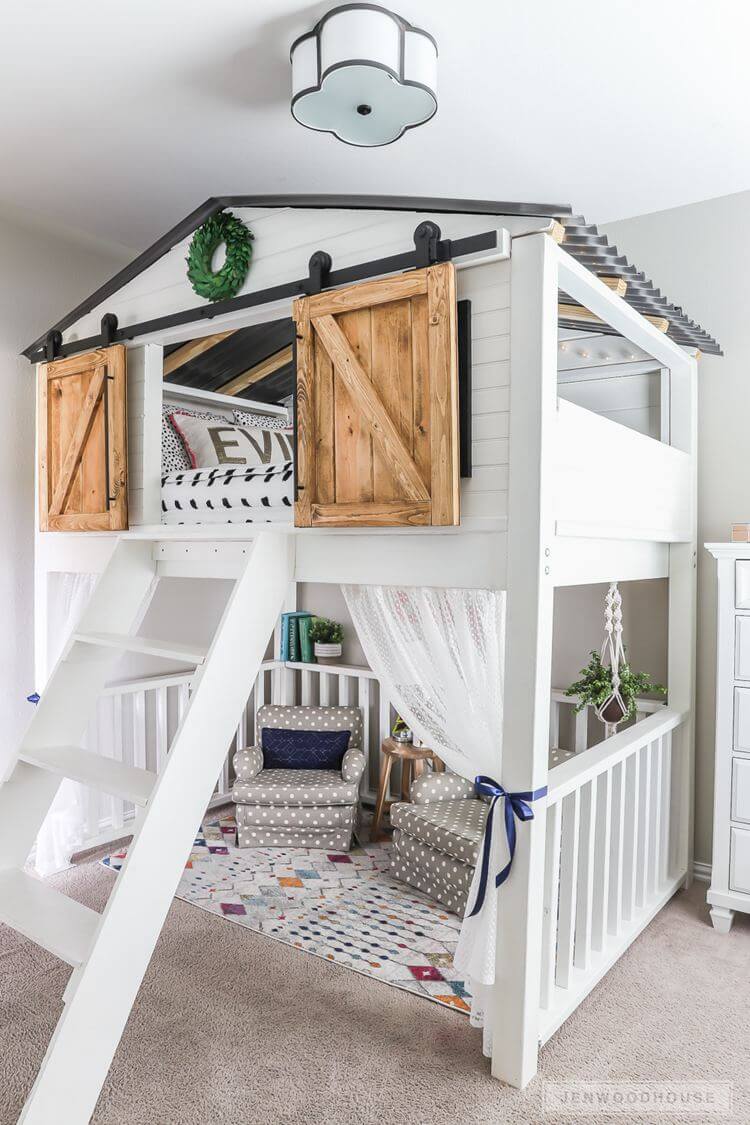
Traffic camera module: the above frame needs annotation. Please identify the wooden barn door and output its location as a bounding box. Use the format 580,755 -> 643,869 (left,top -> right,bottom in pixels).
294,263 -> 459,527
38,345 -> 128,531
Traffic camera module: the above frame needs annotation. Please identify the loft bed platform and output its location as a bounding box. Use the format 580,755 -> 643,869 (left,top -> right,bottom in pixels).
33,199 -> 702,578
23,196 -> 712,1103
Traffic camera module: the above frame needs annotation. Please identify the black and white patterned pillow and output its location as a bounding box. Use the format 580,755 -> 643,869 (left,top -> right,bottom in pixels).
161,404 -> 230,473
233,407 -> 290,431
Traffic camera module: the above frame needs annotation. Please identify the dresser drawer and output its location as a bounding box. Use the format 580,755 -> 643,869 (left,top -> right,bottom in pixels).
733,688 -> 750,751
730,827 -> 750,894
737,561 -> 750,608
732,758 -> 750,824
735,617 -> 750,680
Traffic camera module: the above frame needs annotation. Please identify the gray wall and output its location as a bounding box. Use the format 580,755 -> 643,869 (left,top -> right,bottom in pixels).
0,212 -> 127,763
603,190 -> 750,867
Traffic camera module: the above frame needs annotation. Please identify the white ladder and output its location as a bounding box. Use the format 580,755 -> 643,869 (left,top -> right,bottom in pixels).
2,531 -> 294,1124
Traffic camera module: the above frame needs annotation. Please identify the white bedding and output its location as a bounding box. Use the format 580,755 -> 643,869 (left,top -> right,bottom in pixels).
161,462 -> 294,525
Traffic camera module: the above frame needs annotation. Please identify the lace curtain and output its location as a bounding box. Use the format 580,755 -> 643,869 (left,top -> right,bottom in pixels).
34,572 -> 98,876
342,584 -> 506,1054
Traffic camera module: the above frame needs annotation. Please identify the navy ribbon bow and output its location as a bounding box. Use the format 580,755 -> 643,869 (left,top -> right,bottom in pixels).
466,776 -> 547,918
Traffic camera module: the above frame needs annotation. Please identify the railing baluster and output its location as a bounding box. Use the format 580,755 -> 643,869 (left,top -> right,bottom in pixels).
549,699 -> 560,751
319,673 -> 332,706
608,760 -> 626,938
255,669 -> 266,729
540,800 -> 562,1007
556,789 -> 581,989
177,682 -> 189,726
636,741 -> 652,908
111,692 -> 125,834
574,708 -> 588,753
591,767 -> 612,952
621,751 -> 640,921
339,675 -> 352,706
155,687 -> 168,773
650,736 -> 663,894
574,777 -> 597,971
301,667 -> 313,705
380,691 -> 393,799
660,731 -> 672,884
360,676 -> 372,799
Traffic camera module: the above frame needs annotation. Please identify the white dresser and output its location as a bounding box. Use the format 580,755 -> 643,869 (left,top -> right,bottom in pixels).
706,543 -> 750,932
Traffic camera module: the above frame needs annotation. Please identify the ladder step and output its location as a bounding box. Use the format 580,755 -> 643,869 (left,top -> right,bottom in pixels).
19,746 -> 157,807
0,869 -> 99,967
74,632 -> 207,664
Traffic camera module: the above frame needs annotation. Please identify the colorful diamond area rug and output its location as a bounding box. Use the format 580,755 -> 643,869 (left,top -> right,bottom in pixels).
102,814 -> 471,1014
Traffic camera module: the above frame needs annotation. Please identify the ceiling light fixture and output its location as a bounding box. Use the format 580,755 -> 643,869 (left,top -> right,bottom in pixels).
290,4 -> 438,147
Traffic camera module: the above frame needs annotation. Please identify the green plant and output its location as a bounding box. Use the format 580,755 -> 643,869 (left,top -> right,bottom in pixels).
392,714 -> 411,738
565,649 -> 666,721
308,617 -> 344,645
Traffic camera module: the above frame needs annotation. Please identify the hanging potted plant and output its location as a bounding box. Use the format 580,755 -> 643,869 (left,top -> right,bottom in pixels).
564,584 -> 666,737
308,617 -> 344,665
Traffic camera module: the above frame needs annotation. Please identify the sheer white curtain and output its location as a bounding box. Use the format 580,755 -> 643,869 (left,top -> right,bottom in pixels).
34,572 -> 98,876
342,584 -> 507,1053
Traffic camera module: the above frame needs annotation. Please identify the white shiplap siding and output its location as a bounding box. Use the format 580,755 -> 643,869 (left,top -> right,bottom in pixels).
459,258 -> 511,524
65,208 -> 525,346
114,211 -> 514,533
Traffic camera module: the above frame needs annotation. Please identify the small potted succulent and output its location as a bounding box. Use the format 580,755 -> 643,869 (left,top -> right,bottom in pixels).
565,650 -> 666,735
308,617 -> 344,664
391,714 -> 413,744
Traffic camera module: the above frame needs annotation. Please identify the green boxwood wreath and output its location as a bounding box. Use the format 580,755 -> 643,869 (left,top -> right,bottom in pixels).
186,211 -> 254,302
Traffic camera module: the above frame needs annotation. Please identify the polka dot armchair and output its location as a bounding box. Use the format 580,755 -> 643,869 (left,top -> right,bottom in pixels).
232,704 -> 366,851
389,771 -> 487,915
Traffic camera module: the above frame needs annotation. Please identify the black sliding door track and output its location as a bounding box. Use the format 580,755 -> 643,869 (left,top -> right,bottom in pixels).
30,225 -> 501,363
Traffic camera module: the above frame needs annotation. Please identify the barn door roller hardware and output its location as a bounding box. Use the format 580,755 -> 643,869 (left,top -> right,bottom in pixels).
30,224 -> 499,362
304,251 -> 333,295
44,331 -> 63,362
100,313 -> 119,346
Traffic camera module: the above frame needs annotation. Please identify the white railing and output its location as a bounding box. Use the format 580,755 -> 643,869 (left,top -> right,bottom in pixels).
76,663 -> 672,861
538,706 -> 687,1043
549,688 -> 664,756
77,659 -> 398,852
80,671 -> 195,851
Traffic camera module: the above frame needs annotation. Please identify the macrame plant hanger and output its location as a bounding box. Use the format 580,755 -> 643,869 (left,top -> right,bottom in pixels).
596,582 -> 628,738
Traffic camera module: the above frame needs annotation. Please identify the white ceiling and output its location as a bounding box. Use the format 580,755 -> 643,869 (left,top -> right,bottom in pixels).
2,0 -> 749,252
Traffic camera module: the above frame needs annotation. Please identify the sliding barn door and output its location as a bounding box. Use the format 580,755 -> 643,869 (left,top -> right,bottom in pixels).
294,263 -> 459,527
38,345 -> 128,531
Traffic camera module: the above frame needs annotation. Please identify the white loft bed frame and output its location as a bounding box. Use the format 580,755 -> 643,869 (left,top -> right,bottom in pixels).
29,204 -> 697,1102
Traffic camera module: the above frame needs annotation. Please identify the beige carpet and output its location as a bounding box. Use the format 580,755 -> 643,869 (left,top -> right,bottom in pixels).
1,850 -> 749,1125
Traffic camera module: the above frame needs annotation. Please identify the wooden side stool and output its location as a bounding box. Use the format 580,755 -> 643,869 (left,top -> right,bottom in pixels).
371,737 -> 443,842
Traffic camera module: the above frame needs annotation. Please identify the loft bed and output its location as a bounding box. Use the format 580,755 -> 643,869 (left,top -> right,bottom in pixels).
12,196 -> 717,1120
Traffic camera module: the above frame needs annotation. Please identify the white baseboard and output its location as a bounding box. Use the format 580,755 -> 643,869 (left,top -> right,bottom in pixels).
693,860 -> 711,883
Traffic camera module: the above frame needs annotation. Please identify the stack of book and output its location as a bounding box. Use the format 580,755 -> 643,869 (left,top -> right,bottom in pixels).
279,611 -> 315,663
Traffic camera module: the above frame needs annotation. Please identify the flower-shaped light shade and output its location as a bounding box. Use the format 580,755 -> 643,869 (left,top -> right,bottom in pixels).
291,5 -> 437,147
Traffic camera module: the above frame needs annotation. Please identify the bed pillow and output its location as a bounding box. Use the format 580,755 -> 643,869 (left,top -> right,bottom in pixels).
161,404 -> 229,473
233,407 -> 290,431
169,412 -> 294,469
261,727 -> 351,770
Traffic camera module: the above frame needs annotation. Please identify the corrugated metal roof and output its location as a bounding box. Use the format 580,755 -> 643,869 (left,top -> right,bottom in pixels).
560,216 -> 722,355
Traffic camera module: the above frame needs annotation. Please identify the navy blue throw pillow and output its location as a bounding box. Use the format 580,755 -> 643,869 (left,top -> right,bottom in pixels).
261,727 -> 351,770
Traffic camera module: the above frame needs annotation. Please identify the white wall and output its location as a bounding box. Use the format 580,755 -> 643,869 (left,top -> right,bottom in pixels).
298,584 -> 367,667
603,190 -> 749,866
0,212 -> 128,762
